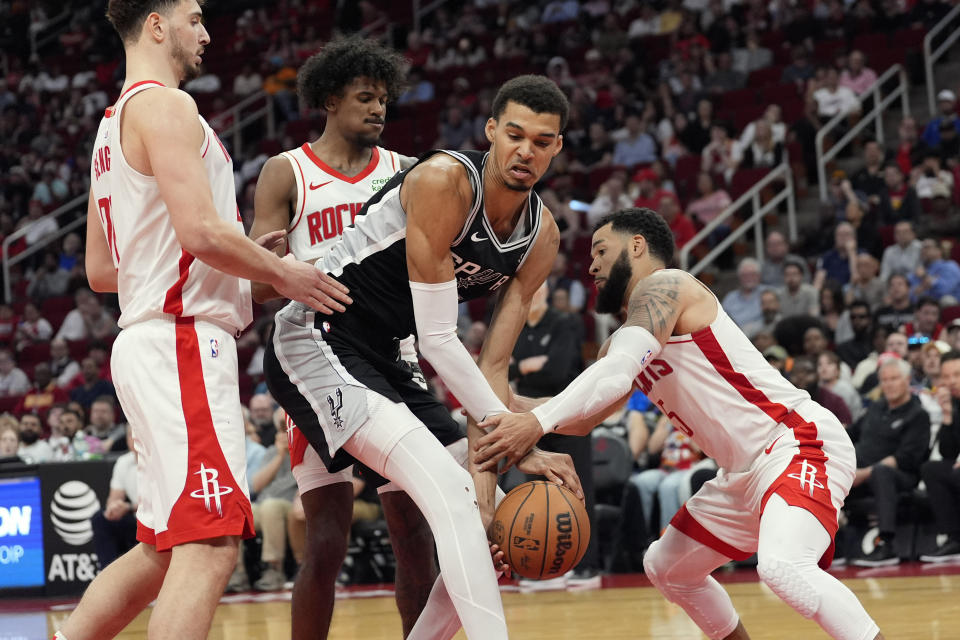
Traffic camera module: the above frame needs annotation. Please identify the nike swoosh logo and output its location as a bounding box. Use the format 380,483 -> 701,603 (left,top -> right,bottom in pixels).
764,434 -> 784,455
309,181 -> 333,190
470,232 -> 486,242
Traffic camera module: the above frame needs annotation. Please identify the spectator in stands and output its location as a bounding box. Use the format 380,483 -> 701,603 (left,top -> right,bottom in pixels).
732,30 -> 772,74
250,410 -> 302,591
910,239 -> 960,305
816,221 -> 859,286
760,230 -> 809,287
922,89 -> 960,148
789,356 -> 852,426
55,289 -> 118,342
684,98 -> 714,154
612,113 -> 658,167
572,121 -> 614,172
630,412 -> 702,537
781,45 -> 815,91
27,251 -> 72,300
658,192 -> 696,251
920,350 -> 960,562
819,284 -> 847,339
839,50 -> 877,96
818,351 -> 863,421
849,357 -> 931,567
837,300 -> 875,369
184,65 -> 221,94
0,349 -> 29,397
875,274 -> 916,331
20,198 -> 58,246
69,357 -> 115,413
92,429 -> 137,569
87,396 -> 125,453
262,59 -> 299,122
740,119 -> 784,169
703,51 -> 745,95
723,257 -> 766,334
948,319 -> 960,352
851,324 -> 892,390
880,221 -> 921,283
404,30 -> 430,67
49,338 -> 79,390
0,421 -> 22,464
18,362 -> 66,416
627,3 -> 660,38
903,296 -> 944,341
893,115 -> 921,175
396,67 -> 435,105
757,289 -> 782,337
912,149 -> 954,204
452,35 -> 487,67
877,164 -> 921,226
435,106 -> 474,150
14,302 -> 52,352
587,173 -> 634,228
248,393 -> 277,444
851,140 -> 886,201
0,305 -> 16,347
778,258 -> 819,318
632,167 -> 671,210
233,63 -> 262,97
546,252 -> 585,313
920,340 -> 949,390
701,122 -> 740,183
845,253 -> 884,311
739,106 -> 786,154
686,171 -> 732,243
17,413 -> 51,463
47,407 -> 79,461
812,66 -> 861,120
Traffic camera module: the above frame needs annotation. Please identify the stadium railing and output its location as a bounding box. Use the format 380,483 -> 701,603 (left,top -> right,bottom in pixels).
815,64 -> 910,203
925,3 -> 960,117
678,161 -> 796,277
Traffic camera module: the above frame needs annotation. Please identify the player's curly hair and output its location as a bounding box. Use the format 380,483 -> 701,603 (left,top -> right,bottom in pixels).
107,0 -> 202,43
491,75 -> 569,131
595,207 -> 675,266
298,36 -> 407,110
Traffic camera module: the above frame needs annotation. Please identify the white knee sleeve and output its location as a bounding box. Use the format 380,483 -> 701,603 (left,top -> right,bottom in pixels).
756,555 -> 820,618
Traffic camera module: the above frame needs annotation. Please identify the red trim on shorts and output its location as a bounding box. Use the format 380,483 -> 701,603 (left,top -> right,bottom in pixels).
670,505 -> 753,561
301,143 -> 380,184
159,317 -> 254,551
105,80 -> 166,117
163,250 -> 196,316
287,152 -> 308,233
136,519 -> 157,546
287,414 -> 308,469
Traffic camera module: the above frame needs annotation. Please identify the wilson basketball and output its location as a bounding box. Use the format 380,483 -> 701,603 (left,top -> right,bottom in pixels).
490,480 -> 590,580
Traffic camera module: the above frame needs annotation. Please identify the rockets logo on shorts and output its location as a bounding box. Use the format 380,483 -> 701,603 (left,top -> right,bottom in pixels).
190,463 -> 233,516
327,388 -> 344,431
787,460 -> 825,497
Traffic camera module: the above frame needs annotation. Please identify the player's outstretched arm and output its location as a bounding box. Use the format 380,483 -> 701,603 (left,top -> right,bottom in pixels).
134,88 -> 351,314
475,271 -> 685,470
249,155 -> 296,303
85,190 -> 118,293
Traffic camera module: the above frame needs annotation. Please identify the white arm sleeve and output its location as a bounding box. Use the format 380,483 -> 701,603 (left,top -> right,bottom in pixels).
531,325 -> 661,433
409,280 -> 508,422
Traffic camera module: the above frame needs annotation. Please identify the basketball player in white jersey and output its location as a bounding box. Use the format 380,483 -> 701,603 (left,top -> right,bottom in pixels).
476,209 -> 885,640
247,37 -> 446,639
53,2 -> 350,640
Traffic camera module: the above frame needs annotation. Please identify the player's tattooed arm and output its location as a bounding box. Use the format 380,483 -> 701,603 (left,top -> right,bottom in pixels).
623,270 -> 685,344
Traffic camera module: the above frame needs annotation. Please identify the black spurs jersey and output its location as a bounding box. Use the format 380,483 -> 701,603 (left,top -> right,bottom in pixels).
320,149 -> 544,345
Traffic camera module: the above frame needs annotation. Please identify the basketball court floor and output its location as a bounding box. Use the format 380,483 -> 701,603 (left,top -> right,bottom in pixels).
5,562 -> 959,639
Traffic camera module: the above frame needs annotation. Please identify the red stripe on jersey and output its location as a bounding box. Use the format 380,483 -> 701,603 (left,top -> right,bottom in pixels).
163,250 -> 196,316
160,317 -> 254,551
301,143 -> 380,184
201,134 -> 212,158
670,505 -> 753,561
213,132 -> 231,163
390,151 -> 397,172
692,327 -> 793,424
287,153 -> 308,232
105,80 -> 166,117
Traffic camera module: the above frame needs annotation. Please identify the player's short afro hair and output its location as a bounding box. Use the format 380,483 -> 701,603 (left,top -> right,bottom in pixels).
297,35 -> 407,110
594,207 -> 675,266
491,75 -> 569,131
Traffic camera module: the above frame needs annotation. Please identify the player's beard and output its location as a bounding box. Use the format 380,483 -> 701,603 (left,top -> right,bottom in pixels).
171,34 -> 201,83
595,249 -> 632,314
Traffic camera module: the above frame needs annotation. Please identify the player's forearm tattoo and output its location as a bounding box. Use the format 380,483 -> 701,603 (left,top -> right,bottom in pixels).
625,273 -> 683,338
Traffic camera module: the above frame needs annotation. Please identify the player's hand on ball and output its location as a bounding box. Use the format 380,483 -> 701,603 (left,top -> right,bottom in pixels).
275,254 -> 353,314
515,449 -> 584,500
489,541 -> 510,574
254,229 -> 287,252
475,412 -> 543,472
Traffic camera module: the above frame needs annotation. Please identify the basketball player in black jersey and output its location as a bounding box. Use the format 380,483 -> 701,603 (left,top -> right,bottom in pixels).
262,75 -> 580,640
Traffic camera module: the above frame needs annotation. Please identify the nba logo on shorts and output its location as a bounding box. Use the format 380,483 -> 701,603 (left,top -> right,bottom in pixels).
322,321 -> 331,333
210,338 -> 220,358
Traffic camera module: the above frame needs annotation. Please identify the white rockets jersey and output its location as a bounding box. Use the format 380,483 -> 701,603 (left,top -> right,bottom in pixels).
636,300 -> 814,473
281,143 -> 403,261
89,81 -> 252,334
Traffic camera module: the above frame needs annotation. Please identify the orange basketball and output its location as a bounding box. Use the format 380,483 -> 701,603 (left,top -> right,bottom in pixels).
489,480 -> 590,580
